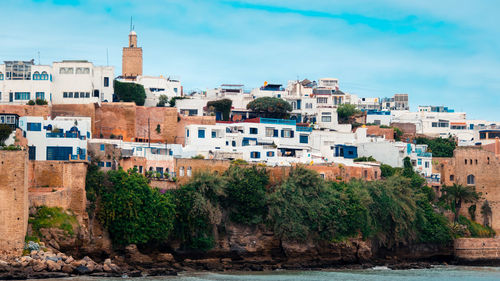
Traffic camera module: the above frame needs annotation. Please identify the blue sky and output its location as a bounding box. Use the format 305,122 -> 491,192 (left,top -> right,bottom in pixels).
1,0 -> 499,120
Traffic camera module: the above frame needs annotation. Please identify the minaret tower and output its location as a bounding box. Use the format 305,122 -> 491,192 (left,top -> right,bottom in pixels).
122,18 -> 143,80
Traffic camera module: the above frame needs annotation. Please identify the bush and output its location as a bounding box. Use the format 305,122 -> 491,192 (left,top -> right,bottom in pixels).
247,97 -> 292,119
35,99 -> 48,105
415,136 -> 456,157
157,95 -> 168,107
354,156 -> 376,162
114,80 -> 147,106
26,100 -> 36,105
29,206 -> 78,236
98,168 -> 176,245
191,154 -> 205,159
224,165 -> 269,225
0,124 -> 12,146
337,104 -> 360,123
169,96 -> 187,107
457,216 -> 495,238
207,99 -> 232,121
172,171 -> 226,250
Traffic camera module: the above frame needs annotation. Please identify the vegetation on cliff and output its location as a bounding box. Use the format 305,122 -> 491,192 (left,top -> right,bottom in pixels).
29,206 -> 78,236
85,160 -> 494,251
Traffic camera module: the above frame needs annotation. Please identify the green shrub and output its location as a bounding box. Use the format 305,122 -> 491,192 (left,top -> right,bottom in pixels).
172,171 -> 226,251
207,99 -> 232,121
98,168 -> 176,245
354,156 -> 376,162
457,216 -> 495,238
114,80 -> 147,106
247,97 -> 292,119
29,206 -> 78,236
224,165 -> 269,225
415,136 -> 456,157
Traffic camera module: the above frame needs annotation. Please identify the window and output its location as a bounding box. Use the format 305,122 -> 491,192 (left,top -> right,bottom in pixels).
198,129 -> 205,138
85,92 -> 90,98
104,77 -> 109,87
250,127 -> 258,134
266,151 -> 275,157
265,127 -> 275,137
27,122 -> 41,131
465,159 -> 467,165
100,144 -> 105,151
281,129 -> 294,138
179,167 -> 185,177
300,134 -> 308,144
467,174 -> 475,185
425,161 -> 429,168
317,97 -> 328,104
139,166 -> 143,173
374,171 -> 378,179
106,162 -> 111,167
321,112 -> 332,122
35,92 -> 45,100
33,71 -> 40,80
187,167 -> 192,177
14,92 -> 30,100
450,175 -> 454,181
232,140 -> 236,147
59,67 -> 74,74
93,90 -> 99,97
211,130 -> 218,138
364,170 -> 368,178
475,159 -> 478,165
487,157 -> 490,165
250,151 -> 261,159
63,92 -> 68,98
41,71 -> 49,80
174,88 -> 178,93
418,159 -> 422,165
186,129 -> 189,137
68,92 -> 73,98
0,73 -> 3,80
74,92 -> 79,98
98,162 -> 104,167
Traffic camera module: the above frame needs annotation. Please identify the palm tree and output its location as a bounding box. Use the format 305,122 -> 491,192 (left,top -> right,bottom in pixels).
440,184 -> 480,222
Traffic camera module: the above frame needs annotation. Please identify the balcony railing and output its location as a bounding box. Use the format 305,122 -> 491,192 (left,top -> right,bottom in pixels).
296,126 -> 312,132
260,118 -> 296,125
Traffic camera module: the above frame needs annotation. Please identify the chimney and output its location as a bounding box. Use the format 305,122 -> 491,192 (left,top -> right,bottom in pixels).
495,137 -> 500,156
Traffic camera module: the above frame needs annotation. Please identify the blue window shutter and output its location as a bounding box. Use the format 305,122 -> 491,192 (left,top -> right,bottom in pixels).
256,152 -> 260,158
273,130 -> 278,137
281,130 -> 284,137
290,131 -> 294,138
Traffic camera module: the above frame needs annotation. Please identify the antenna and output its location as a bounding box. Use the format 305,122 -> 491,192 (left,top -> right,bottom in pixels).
37,51 -> 40,65
106,48 -> 109,66
130,16 -> 133,32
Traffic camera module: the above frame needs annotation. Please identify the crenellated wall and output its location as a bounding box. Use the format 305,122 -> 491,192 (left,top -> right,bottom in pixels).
0,150 -> 29,257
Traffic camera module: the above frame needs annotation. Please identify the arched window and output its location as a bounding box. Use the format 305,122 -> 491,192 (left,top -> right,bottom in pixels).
0,72 -> 3,80
467,174 -> 475,185
187,167 -> 192,177
41,71 -> 49,80
475,159 -> 478,165
487,157 -> 490,165
33,71 -> 40,80
465,159 -> 467,165
179,166 -> 185,177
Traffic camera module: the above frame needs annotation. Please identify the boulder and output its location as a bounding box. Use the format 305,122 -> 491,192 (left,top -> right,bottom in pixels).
74,265 -> 92,275
125,244 -> 153,265
104,258 -> 112,265
102,264 -> 112,272
65,256 -> 74,264
156,253 -> 175,263
32,260 -> 47,272
62,264 -> 75,273
46,260 -> 62,272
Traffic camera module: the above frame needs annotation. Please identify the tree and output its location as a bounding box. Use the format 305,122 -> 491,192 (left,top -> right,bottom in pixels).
113,80 -> 147,106
98,168 -> 176,245
440,184 -> 481,222
0,124 -> 12,146
207,99 -> 232,121
157,95 -> 168,107
246,97 -> 292,119
481,200 -> 492,227
415,136 -> 456,157
224,165 -> 269,225
173,171 -> 226,250
337,104 -> 360,123
169,96 -> 187,107
393,127 -> 403,141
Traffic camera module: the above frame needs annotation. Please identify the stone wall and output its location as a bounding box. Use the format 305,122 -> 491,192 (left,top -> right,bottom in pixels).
28,161 -> 88,222
174,159 -> 381,186
434,147 -> 500,232
135,107 -> 178,143
96,103 -> 137,141
0,150 -> 29,257
0,104 -> 50,117
454,238 -> 500,261
51,104 -> 97,134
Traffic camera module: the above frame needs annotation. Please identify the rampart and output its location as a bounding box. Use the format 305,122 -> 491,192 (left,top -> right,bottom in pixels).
28,161 -> 88,222
454,238 -> 500,261
0,150 -> 29,257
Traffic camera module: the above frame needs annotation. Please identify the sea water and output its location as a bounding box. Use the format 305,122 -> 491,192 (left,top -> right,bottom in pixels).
34,266 -> 500,281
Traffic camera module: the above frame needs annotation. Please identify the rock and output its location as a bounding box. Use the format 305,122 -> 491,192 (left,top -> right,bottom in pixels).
65,256 -> 74,264
125,244 -> 153,265
128,270 -> 142,277
86,261 -> 96,272
46,256 -> 59,262
147,268 -> 178,276
103,264 -> 112,272
74,265 -> 92,275
104,258 -> 112,265
32,260 -> 47,272
83,256 -> 93,263
47,260 -> 62,272
62,264 -> 74,273
109,263 -> 121,273
156,253 -> 175,263
221,258 -> 232,263
49,239 -> 60,250
95,264 -> 103,272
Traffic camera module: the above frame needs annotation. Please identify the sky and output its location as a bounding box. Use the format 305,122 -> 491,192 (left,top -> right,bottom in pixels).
1,0 -> 499,120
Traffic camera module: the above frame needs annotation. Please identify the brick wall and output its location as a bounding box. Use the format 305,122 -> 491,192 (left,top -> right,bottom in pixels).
122,47 -> 143,78
434,147 -> 500,232
454,238 -> 500,260
28,161 -> 88,223
0,151 -> 29,257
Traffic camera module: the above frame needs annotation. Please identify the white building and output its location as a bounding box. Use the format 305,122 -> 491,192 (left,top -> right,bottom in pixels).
18,116 -> 91,161
135,75 -> 182,107
0,60 -> 114,105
